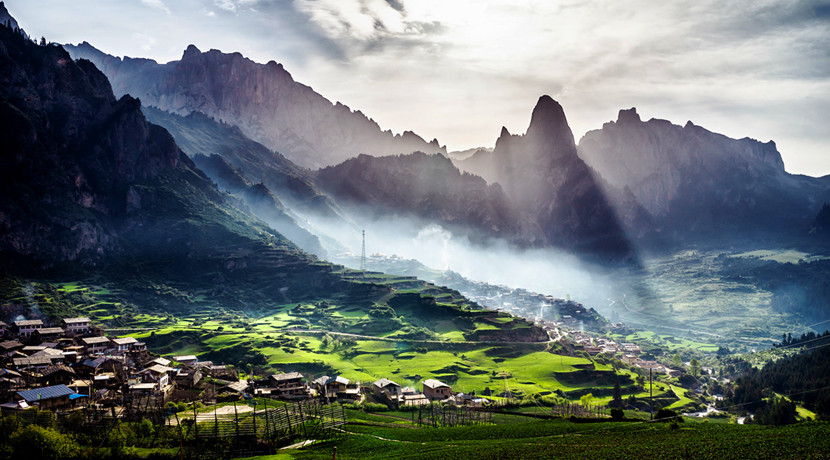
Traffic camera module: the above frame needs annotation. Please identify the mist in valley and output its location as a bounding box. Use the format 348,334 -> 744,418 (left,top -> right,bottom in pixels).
298,206 -> 618,311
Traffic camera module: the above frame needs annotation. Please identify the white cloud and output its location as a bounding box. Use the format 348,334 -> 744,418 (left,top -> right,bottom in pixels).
140,0 -> 170,14
9,0 -> 830,176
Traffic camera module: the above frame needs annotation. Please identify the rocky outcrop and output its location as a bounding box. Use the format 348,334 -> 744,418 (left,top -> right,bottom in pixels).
64,42 -> 446,169
315,152 -> 523,243
578,108 -> 830,245
478,96 -> 633,260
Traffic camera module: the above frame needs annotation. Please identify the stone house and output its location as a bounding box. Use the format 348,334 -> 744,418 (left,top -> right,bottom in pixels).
14,320 -> 43,338
81,336 -> 111,354
269,372 -> 309,399
423,379 -> 452,401
61,317 -> 91,336
372,378 -> 402,406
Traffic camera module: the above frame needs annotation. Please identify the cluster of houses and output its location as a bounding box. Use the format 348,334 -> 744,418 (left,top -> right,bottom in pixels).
249,373 -> 486,408
566,331 -> 679,376
0,317 -> 238,413
0,317 -> 487,414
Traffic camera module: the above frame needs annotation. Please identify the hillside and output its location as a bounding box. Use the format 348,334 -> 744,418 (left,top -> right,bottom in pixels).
577,108 -> 830,248
64,42 -> 446,169
315,152 -> 524,244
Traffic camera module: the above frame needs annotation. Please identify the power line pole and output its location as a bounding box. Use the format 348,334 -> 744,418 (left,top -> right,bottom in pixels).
649,367 -> 653,421
360,230 -> 366,273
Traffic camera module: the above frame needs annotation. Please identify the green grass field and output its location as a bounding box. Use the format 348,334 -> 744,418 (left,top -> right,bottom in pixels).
238,418 -> 830,459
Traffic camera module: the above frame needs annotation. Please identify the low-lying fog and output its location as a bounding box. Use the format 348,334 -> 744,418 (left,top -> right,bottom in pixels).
297,208 -> 619,313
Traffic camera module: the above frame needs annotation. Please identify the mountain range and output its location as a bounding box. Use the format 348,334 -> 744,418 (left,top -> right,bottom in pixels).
64,42 -> 446,169
0,16 -> 342,298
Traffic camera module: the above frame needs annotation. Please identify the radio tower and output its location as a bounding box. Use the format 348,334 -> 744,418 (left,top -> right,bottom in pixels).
360,230 -> 366,273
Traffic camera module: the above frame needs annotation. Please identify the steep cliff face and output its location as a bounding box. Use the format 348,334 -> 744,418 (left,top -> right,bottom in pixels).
578,109 -> 830,244
64,42 -> 446,169
315,152 -> 523,243
0,20 -> 341,293
483,96 -> 633,259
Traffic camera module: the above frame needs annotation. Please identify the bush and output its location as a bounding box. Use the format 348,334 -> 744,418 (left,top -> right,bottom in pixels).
9,425 -> 80,460
654,408 -> 682,422
610,408 -> 624,421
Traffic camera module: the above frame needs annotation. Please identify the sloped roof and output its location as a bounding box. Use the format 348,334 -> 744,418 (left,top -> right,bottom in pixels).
311,375 -> 330,386
226,381 -> 250,392
328,376 -> 349,385
151,357 -> 171,367
62,317 -> 90,324
42,365 -> 76,377
173,355 -> 197,362
17,385 -> 75,402
36,327 -> 64,335
32,348 -> 64,358
374,378 -> 400,389
82,337 -> 110,345
13,356 -> 53,367
14,320 -> 43,327
271,372 -> 303,382
111,337 -> 138,345
422,379 -> 450,389
0,341 -> 23,350
144,364 -> 174,374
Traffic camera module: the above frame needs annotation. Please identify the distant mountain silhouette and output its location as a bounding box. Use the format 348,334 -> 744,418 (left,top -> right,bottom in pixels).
64,42 -> 446,169
578,108 -> 830,247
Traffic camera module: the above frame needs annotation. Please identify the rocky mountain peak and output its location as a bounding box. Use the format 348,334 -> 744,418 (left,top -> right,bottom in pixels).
527,95 -> 575,147
182,44 -> 201,60
617,107 -> 640,124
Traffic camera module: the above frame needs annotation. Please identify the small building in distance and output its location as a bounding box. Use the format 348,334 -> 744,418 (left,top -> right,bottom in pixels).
81,337 -> 111,354
14,320 -> 43,338
61,317 -> 91,336
373,378 -> 402,406
111,337 -> 138,352
422,379 -> 452,401
173,355 -> 198,367
16,384 -> 77,411
269,372 -> 309,399
34,327 -> 64,343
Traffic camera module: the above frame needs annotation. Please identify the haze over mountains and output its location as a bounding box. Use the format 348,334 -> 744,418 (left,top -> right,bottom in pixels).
61,38 -> 830,265
64,42 -> 446,170
578,109 -> 830,247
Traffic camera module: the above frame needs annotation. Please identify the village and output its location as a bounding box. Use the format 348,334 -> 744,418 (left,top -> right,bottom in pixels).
0,316 -> 510,416
0,311 -> 685,419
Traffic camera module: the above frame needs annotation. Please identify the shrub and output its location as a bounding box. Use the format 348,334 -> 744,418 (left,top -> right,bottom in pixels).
610,408 -> 624,421
655,408 -> 682,422
9,425 -> 80,460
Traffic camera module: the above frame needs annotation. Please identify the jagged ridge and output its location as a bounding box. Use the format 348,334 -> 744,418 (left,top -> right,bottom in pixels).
64,42 -> 446,169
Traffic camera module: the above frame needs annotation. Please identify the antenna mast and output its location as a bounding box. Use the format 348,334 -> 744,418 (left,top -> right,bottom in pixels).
360,230 -> 366,272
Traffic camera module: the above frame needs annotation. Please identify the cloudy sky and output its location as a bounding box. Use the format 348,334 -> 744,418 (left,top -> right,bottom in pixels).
9,0 -> 830,176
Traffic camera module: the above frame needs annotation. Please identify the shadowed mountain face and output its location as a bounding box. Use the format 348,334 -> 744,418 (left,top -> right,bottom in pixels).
0,21 -> 344,294
190,153 -> 326,257
578,109 -> 830,246
140,107 -> 340,219
315,152 -> 523,243
63,42 -> 446,169
453,97 -> 634,260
